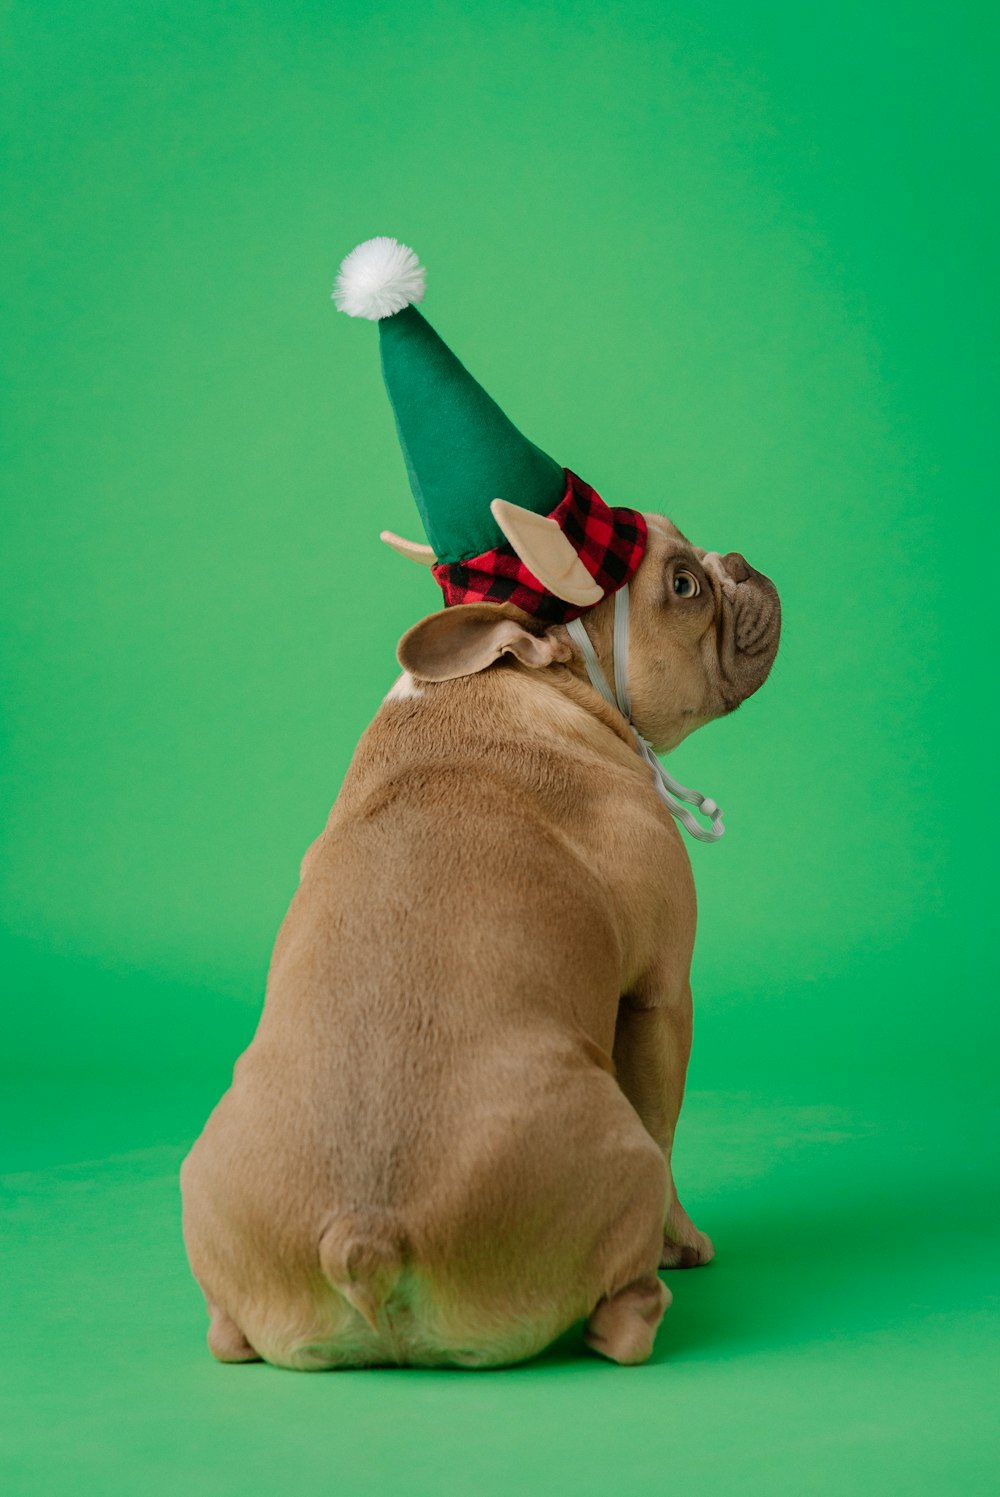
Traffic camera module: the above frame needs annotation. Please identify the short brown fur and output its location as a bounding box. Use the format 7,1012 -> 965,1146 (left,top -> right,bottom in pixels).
181,519 -> 780,1368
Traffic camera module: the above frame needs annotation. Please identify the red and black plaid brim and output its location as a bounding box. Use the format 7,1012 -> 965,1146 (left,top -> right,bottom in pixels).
431,470 -> 648,624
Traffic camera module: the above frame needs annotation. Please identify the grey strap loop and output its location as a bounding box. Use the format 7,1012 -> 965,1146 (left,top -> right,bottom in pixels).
568,613 -> 617,711
566,587 -> 726,844
612,581 -> 632,714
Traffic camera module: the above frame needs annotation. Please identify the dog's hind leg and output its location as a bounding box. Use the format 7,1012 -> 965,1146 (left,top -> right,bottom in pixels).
584,1275 -> 671,1365
206,1302 -> 261,1363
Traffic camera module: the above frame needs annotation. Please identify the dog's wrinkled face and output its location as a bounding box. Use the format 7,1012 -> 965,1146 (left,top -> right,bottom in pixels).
622,515 -> 781,752
396,515 -> 780,757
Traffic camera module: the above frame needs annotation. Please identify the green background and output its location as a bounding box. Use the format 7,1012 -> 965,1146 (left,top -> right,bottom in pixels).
2,1 -> 996,1492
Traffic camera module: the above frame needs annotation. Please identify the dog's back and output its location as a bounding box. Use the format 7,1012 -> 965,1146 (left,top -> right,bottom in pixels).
181,667 -> 677,1367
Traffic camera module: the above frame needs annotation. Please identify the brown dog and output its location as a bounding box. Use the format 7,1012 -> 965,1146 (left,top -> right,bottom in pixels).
180,515 -> 780,1368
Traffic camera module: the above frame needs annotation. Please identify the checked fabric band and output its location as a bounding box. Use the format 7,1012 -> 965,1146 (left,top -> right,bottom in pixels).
431,470 -> 648,624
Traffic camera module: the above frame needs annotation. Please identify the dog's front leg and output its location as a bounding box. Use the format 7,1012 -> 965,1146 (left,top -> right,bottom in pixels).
612,996 -> 715,1269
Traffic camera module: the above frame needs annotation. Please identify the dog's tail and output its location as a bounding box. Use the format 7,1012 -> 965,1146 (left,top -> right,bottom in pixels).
319,1212 -> 406,1332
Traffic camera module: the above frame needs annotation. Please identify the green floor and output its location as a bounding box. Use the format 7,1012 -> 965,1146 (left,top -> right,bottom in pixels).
4,1074 -> 995,1496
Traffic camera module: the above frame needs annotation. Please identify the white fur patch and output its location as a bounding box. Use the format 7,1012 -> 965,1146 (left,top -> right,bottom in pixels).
640,514 -> 688,544
701,551 -> 737,596
384,672 -> 423,702
645,518 -> 677,541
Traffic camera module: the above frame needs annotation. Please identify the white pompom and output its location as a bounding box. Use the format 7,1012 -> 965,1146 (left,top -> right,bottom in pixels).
333,237 -> 426,320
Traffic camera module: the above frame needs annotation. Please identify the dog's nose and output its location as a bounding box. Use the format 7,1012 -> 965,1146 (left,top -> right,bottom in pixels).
721,552 -> 752,583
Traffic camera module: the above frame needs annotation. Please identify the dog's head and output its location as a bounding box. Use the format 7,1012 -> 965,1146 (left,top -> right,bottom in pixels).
397,513 -> 780,754
607,514 -> 781,750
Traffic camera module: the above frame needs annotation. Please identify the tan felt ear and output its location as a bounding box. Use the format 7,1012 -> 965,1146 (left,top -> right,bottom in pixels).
398,604 -> 573,682
491,499 -> 603,607
380,530 -> 437,567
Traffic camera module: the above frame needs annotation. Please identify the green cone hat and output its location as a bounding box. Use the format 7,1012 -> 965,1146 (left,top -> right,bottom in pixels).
334,238 -> 566,564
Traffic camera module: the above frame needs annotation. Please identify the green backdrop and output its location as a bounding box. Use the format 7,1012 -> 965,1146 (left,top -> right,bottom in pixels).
2,2 -> 996,1493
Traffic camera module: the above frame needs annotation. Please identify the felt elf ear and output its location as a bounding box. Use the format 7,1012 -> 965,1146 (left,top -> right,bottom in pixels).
380,530 -> 436,566
398,603 -> 573,682
491,499 -> 603,608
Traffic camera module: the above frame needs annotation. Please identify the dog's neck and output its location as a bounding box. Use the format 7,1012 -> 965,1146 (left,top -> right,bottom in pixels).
561,588 -> 725,843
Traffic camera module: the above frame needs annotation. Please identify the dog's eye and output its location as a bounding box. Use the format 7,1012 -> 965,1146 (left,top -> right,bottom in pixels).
673,571 -> 700,598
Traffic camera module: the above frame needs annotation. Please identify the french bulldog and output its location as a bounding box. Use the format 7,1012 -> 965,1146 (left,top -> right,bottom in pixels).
181,513 -> 780,1368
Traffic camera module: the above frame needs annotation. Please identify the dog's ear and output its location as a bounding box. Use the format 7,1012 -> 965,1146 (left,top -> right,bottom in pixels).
398,604 -> 572,683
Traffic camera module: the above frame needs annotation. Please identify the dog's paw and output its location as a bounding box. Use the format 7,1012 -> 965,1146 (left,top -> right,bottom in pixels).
660,1202 -> 715,1269
659,1230 -> 714,1269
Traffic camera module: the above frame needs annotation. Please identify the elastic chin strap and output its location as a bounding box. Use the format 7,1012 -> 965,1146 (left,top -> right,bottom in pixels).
566,586 -> 726,844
